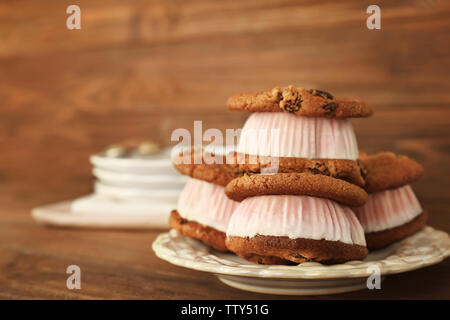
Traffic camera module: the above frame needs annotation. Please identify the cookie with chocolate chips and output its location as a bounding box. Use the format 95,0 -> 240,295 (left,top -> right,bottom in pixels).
173,149 -> 236,186
229,152 -> 366,187
226,235 -> 368,265
170,210 -> 229,252
365,211 -> 427,250
227,85 -> 373,118
225,172 -> 368,207
173,149 -> 366,187
358,152 -> 424,193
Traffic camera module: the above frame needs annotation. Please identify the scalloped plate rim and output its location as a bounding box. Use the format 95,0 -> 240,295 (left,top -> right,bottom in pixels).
152,226 -> 450,280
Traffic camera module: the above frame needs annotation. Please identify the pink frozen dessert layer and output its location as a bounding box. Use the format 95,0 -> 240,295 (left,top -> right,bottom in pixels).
177,178 -> 239,232
236,112 -> 359,160
226,195 -> 366,246
353,185 -> 422,233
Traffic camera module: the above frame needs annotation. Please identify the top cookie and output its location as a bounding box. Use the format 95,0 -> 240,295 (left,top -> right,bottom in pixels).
358,152 -> 424,193
227,85 -> 373,118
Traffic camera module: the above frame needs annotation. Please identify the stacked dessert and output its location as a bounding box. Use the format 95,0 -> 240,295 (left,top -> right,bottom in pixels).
170,86 -> 428,266
354,152 -> 426,249
223,86 -> 372,264
172,85 -> 376,265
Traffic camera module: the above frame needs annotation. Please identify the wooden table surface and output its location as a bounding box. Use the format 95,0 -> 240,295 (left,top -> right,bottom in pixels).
0,186 -> 449,300
1,0 -> 449,299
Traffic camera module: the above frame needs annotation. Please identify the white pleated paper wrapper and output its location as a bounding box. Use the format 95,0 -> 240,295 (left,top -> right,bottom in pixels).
227,195 -> 366,246
177,178 -> 239,233
237,112 -> 359,160
353,185 -> 423,233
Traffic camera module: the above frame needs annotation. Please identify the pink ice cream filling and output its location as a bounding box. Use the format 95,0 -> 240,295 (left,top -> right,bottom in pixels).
177,178 -> 239,232
226,195 -> 366,246
353,185 -> 423,233
237,112 -> 359,160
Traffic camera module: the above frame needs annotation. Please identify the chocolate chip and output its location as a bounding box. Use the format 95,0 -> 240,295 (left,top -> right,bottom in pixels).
311,162 -> 330,176
276,91 -> 283,103
309,89 -> 334,100
359,167 -> 367,180
282,95 -> 303,113
322,102 -> 337,115
290,253 -> 310,261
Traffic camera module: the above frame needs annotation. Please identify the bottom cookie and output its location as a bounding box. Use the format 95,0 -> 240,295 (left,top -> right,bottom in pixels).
225,235 -> 368,265
365,211 -> 427,250
169,210 -> 228,252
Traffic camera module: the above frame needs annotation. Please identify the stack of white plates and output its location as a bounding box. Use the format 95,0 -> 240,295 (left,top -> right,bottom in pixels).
90,147 -> 186,201
32,145 -> 186,229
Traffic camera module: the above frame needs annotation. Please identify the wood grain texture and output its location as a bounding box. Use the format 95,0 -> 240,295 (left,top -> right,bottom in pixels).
0,196 -> 449,300
0,0 -> 449,299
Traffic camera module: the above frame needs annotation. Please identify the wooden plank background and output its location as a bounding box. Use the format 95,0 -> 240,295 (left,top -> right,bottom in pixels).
0,0 -> 449,299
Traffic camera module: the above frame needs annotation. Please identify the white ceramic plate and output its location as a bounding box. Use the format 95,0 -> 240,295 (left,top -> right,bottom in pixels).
90,149 -> 177,175
93,168 -> 188,189
94,182 -> 181,202
152,227 -> 450,295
